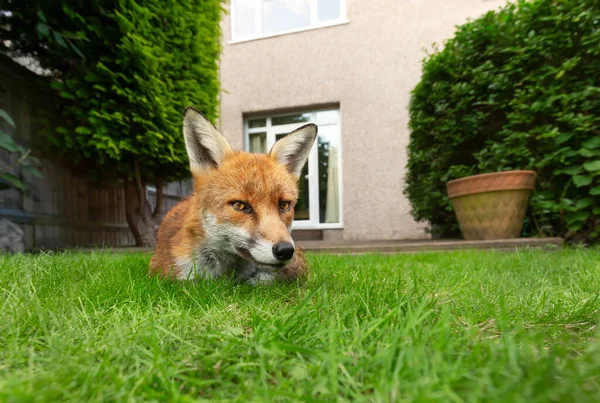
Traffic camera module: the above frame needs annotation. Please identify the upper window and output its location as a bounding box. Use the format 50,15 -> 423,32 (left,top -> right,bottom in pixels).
231,0 -> 347,42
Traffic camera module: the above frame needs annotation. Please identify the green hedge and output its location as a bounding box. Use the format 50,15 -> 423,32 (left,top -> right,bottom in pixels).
2,0 -> 222,244
405,0 -> 600,241
1,0 -> 221,184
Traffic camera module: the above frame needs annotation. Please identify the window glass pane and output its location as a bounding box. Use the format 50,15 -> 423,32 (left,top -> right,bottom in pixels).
317,125 -> 340,223
249,132 -> 267,153
263,0 -> 310,35
295,163 -> 310,221
317,0 -> 341,21
235,0 -> 259,37
316,110 -> 338,125
272,113 -> 311,126
276,133 -> 310,220
248,118 -> 266,128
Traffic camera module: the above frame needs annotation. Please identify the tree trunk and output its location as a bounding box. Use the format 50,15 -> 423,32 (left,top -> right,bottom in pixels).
123,165 -> 159,247
152,178 -> 164,218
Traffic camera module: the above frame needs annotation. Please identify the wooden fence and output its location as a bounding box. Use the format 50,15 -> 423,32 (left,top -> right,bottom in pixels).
0,55 -> 191,250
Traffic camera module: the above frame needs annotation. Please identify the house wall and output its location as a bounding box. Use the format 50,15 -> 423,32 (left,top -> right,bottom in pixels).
219,0 -> 506,241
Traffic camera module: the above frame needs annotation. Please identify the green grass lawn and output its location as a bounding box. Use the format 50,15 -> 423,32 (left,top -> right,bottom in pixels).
1,249 -> 599,402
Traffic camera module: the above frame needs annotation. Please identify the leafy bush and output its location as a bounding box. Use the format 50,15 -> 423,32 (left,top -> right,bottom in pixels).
1,0 -> 222,245
405,0 -> 600,241
0,109 -> 42,192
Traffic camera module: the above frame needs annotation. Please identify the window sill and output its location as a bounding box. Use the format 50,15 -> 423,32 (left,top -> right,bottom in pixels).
292,222 -> 344,230
228,20 -> 350,45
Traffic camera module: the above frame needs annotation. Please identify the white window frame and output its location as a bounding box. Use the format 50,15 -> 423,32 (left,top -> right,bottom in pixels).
230,0 -> 348,43
244,108 -> 344,230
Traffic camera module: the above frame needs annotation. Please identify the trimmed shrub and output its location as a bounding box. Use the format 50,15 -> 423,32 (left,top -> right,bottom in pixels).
406,0 -> 600,241
1,0 -> 222,245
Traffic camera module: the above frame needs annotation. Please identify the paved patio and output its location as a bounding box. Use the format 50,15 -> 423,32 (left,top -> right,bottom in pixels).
85,237 -> 564,254
297,237 -> 564,254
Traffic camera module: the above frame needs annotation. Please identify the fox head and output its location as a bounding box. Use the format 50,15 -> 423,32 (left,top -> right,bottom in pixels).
182,107 -> 317,272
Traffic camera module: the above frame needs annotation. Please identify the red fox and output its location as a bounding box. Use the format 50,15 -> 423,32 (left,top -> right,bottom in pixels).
150,107 -> 317,285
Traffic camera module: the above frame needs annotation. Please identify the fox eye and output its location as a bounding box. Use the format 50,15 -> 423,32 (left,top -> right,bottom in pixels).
231,201 -> 252,213
279,200 -> 291,212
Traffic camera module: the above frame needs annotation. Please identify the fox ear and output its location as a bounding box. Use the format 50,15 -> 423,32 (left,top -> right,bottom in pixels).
183,107 -> 233,177
269,124 -> 318,178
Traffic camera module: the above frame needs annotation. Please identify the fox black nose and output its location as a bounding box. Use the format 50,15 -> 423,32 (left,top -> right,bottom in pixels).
272,242 -> 295,261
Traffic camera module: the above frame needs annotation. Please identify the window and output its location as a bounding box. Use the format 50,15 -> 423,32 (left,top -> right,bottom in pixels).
231,0 -> 347,42
246,109 -> 343,229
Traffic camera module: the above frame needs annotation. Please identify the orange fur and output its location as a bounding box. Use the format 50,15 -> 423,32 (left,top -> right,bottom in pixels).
149,151 -> 309,282
150,108 -> 316,284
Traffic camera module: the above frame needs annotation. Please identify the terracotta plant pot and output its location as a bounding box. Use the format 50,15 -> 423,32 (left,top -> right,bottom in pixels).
446,170 -> 536,240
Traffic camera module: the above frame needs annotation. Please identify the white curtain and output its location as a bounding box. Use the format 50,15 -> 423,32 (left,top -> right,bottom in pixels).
325,145 -> 339,223
250,133 -> 266,153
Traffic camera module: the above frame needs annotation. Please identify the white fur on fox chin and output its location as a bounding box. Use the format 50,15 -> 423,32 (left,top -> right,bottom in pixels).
247,271 -> 276,285
176,255 -> 275,285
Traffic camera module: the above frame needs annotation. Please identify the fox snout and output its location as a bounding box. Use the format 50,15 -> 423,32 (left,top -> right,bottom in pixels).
272,241 -> 294,261
242,235 -> 296,272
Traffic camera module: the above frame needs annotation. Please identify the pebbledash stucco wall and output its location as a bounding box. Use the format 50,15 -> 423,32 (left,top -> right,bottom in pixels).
218,0 -> 506,242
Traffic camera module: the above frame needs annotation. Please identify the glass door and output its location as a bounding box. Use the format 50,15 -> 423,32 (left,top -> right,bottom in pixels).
270,124 -> 319,226
246,109 -> 342,229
